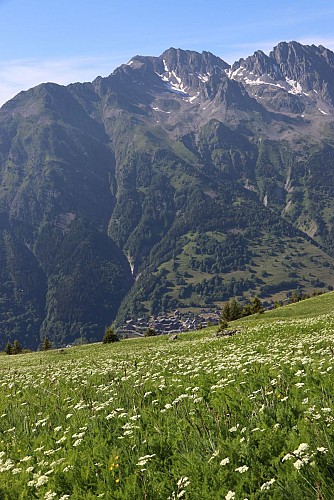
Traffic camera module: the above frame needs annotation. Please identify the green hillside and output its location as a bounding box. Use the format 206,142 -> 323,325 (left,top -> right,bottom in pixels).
1,292 -> 334,498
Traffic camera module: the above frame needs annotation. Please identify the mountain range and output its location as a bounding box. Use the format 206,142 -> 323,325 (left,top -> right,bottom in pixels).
1,41 -> 334,347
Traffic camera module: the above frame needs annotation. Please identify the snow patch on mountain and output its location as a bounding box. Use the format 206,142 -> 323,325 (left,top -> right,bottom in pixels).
186,92 -> 200,103
155,62 -> 189,96
198,73 -> 210,83
286,78 -> 303,95
226,66 -> 310,97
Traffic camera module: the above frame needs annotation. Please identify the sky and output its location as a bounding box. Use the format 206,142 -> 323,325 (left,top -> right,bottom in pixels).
0,0 -> 334,106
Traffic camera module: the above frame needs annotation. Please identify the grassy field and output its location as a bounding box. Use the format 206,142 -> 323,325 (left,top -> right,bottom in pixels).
1,293 -> 334,498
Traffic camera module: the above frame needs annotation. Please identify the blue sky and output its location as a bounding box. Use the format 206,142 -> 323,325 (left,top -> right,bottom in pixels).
1,0 -> 334,106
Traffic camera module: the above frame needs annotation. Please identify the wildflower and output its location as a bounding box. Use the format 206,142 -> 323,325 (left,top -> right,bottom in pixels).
225,491 -> 235,500
208,450 -> 219,462
235,465 -> 249,473
293,443 -> 309,456
73,438 -> 83,447
177,476 -> 190,489
63,465 -> 74,472
260,478 -> 276,490
44,491 -> 57,499
229,424 -> 239,432
220,457 -> 230,466
56,436 -> 67,444
317,447 -> 328,453
293,459 -> 304,470
35,475 -> 49,488
136,454 -> 156,466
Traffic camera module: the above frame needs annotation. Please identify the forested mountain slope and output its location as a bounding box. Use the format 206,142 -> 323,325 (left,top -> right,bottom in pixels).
1,42 -> 334,346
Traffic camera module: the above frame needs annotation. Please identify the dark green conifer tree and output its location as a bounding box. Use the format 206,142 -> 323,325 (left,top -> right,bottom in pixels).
12,340 -> 22,355
4,341 -> 12,355
102,326 -> 119,343
42,336 -> 52,351
144,327 -> 157,337
252,296 -> 264,314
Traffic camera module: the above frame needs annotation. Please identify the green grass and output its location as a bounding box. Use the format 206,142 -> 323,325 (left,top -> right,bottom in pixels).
1,293 -> 334,498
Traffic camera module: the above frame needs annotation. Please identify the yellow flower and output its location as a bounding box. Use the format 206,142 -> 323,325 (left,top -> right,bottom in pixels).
115,478 -> 120,484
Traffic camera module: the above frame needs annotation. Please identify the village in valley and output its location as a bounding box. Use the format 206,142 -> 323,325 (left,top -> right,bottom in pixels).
118,309 -> 221,338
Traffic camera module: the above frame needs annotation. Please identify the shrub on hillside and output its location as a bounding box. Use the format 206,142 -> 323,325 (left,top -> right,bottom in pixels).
102,326 -> 120,343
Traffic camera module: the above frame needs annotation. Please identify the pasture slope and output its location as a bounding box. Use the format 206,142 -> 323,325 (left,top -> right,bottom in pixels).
1,292 -> 334,499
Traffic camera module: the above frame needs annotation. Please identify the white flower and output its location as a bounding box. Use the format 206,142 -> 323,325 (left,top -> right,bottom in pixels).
177,476 -> 190,488
56,436 -> 67,444
260,478 -> 276,490
136,454 -> 156,466
73,438 -> 83,447
225,491 -> 235,500
44,491 -> 57,499
293,459 -> 304,470
317,447 -> 328,453
229,425 -> 239,432
35,475 -> 49,488
220,457 -> 230,466
235,465 -> 249,473
63,465 -> 74,472
294,443 -> 309,456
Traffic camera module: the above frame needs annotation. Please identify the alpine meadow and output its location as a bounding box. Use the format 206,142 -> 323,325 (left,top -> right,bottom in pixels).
1,293 -> 334,498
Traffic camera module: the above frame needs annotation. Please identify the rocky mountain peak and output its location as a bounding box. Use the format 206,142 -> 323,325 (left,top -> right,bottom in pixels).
227,41 -> 334,113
